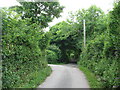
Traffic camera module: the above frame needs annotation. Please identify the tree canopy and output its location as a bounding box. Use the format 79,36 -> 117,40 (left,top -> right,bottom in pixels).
50,21 -> 81,63
11,1 -> 64,28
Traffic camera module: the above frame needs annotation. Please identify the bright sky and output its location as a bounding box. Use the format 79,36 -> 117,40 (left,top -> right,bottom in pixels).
50,0 -> 114,26
0,0 -> 114,29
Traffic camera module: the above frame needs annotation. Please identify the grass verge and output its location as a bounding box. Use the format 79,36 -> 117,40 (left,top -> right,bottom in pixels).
79,66 -> 103,88
19,66 -> 52,88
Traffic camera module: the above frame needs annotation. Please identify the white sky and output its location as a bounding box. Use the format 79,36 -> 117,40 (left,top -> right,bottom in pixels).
0,0 -> 114,30
50,0 -> 114,26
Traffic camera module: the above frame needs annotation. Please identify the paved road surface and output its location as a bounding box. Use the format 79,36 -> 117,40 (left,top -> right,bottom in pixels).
38,64 -> 90,88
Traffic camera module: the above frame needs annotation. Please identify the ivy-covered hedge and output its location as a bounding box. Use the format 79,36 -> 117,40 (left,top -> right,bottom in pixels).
78,2 -> 120,88
78,34 -> 119,88
2,9 -> 48,88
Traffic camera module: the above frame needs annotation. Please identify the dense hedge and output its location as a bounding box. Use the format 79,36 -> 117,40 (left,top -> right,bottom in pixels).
2,9 -> 48,88
78,2 -> 120,88
78,34 -> 119,88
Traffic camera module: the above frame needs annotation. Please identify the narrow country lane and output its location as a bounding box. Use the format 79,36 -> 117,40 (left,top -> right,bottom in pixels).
38,64 -> 90,88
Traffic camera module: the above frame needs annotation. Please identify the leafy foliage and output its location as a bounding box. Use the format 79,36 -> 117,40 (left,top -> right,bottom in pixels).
78,35 -> 119,87
2,8 -> 47,88
77,3 -> 120,88
79,66 -> 102,88
68,5 -> 106,40
39,32 -> 51,51
2,0 -> 64,87
50,21 -> 81,63
10,1 -> 64,28
46,45 -> 61,64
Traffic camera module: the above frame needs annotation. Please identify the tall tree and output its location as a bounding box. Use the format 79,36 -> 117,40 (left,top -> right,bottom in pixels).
10,1 -> 64,28
68,5 -> 106,40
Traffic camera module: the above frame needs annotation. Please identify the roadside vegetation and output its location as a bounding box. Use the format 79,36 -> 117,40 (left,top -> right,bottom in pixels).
77,3 -> 120,88
2,1 -> 64,88
79,66 -> 102,88
1,0 -> 120,88
19,66 -> 51,88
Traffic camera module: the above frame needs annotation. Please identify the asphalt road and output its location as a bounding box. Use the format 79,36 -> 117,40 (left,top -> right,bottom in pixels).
38,64 -> 90,88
